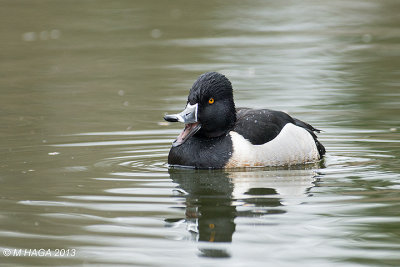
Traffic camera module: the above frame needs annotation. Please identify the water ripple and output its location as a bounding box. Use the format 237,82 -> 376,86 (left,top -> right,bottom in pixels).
53,129 -> 173,174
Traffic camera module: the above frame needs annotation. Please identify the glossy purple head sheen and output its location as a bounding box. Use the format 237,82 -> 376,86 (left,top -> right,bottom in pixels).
188,72 -> 236,138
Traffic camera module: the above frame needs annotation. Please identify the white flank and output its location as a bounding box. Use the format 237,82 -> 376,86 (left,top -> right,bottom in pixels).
226,123 -> 319,167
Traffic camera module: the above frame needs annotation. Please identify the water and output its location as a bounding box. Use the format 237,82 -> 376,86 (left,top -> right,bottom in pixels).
1,0 -> 399,266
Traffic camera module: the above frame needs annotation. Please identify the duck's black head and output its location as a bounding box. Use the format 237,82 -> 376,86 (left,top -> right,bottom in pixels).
164,72 -> 236,146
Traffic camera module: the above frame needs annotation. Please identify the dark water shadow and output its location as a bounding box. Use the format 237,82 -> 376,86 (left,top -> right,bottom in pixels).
166,166 -> 321,258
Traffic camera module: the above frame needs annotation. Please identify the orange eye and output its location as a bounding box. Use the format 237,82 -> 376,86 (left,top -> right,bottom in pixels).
208,97 -> 214,104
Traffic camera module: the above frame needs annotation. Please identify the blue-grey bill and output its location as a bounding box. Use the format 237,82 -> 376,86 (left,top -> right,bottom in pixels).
164,103 -> 198,124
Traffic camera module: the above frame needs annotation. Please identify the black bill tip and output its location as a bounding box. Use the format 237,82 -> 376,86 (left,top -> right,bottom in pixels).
164,114 -> 179,122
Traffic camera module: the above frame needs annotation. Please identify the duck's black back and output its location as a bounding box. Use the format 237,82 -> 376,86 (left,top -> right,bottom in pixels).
234,108 -> 325,157
234,108 -> 296,145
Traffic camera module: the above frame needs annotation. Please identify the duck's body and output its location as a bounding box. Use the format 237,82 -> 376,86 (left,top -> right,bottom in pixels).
164,72 -> 325,169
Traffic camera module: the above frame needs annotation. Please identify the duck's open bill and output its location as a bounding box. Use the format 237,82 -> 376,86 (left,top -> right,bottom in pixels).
172,122 -> 201,147
164,103 -> 201,147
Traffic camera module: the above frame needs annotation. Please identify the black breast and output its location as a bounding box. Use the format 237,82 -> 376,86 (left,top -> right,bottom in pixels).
168,135 -> 233,169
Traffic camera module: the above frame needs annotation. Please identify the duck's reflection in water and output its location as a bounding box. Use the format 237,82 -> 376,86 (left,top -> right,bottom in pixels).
167,166 -> 320,258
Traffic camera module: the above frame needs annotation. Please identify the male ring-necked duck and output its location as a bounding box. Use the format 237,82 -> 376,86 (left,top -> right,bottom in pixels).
164,72 -> 325,168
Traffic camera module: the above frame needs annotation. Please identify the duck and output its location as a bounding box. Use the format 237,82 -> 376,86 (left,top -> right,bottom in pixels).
164,72 -> 325,169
